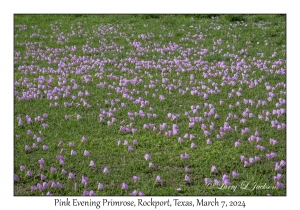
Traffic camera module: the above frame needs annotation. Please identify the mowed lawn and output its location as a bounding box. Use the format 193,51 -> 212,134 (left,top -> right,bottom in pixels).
14,14 -> 286,196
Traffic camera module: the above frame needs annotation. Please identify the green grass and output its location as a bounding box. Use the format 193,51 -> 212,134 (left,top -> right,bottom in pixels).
14,14 -> 286,196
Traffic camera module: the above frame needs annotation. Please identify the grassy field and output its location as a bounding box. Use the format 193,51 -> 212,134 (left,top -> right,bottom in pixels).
14,14 -> 286,196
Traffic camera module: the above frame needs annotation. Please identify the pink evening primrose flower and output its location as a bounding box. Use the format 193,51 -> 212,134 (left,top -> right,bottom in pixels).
185,175 -> 191,183
26,171 -> 32,177
36,137 -> 43,142
68,173 -> 75,179
38,158 -> 45,165
62,169 -> 67,174
98,183 -> 104,190
103,167 -> 110,174
235,141 -> 240,147
223,179 -> 231,186
189,134 -> 195,140
273,174 -> 283,182
270,152 -> 277,158
276,181 -> 284,189
244,161 -> 250,167
254,156 -> 261,161
240,155 -> 247,162
129,190 -> 138,196
204,178 -> 212,184
156,176 -> 162,183
124,140 -> 129,146
280,160 -> 286,167
90,160 -> 96,168
232,171 -> 239,178
70,150 -> 77,156
32,143 -> 38,149
214,179 -> 220,185
191,142 -> 197,148
211,166 -> 218,173
270,138 -> 279,145
275,162 -> 282,171
82,136 -> 87,142
121,182 -> 128,190
144,154 -> 151,160
84,150 -> 90,156
50,167 -> 57,173
25,145 -> 30,151
128,145 -> 134,151
40,174 -> 46,180
178,137 -> 184,143
132,176 -> 140,182
14,174 -> 19,182
249,158 -> 255,164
